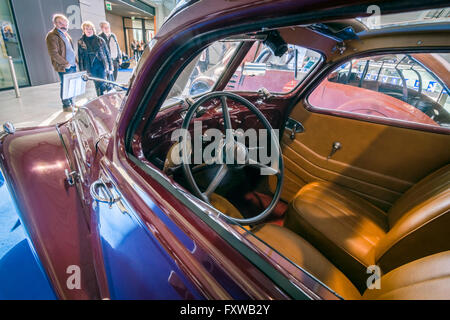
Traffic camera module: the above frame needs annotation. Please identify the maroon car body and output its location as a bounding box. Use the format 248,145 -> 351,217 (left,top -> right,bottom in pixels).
0,0 -> 448,300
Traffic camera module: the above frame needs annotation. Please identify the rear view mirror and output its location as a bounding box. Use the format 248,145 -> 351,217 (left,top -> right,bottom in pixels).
62,71 -> 87,100
242,62 -> 266,76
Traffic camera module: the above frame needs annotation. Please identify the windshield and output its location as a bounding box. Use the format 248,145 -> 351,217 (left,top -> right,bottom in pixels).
127,38 -> 158,90
162,40 -> 241,108
225,41 -> 321,94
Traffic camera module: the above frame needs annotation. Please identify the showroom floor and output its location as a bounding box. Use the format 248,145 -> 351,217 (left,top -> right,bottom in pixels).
0,69 -> 133,129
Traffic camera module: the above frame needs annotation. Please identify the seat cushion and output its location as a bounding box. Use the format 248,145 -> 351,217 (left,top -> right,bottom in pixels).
284,181 -> 389,291
363,251 -> 450,300
210,193 -> 243,220
252,224 -> 361,300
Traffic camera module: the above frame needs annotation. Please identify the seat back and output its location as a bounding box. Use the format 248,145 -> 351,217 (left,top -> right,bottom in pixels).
387,164 -> 450,226
363,251 -> 450,300
374,165 -> 450,272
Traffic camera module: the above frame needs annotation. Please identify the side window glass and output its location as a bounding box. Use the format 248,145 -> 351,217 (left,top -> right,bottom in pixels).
308,53 -> 450,130
225,42 -> 321,93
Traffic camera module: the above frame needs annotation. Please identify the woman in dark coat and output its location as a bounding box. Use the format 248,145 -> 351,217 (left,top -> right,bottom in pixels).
78,21 -> 113,96
138,40 -> 145,60
131,40 -> 137,61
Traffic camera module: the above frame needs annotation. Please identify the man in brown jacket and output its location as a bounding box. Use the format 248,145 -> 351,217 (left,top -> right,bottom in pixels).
45,14 -> 77,111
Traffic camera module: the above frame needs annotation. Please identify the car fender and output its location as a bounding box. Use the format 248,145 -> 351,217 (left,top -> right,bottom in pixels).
0,126 -> 101,299
0,167 -> 57,299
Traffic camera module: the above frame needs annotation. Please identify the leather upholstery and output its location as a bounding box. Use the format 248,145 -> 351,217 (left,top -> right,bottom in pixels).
252,224 -> 450,299
387,164 -> 450,226
363,251 -> 450,300
376,212 -> 450,273
286,165 -> 450,289
284,181 -> 389,291
163,142 -> 191,173
251,224 -> 361,300
280,101 -> 450,211
210,193 -> 243,220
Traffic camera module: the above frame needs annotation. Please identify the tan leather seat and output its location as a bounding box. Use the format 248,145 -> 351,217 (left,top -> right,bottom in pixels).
284,164 -> 450,291
252,224 -> 450,299
210,193 -> 244,220
362,250 -> 450,300
252,224 -> 362,299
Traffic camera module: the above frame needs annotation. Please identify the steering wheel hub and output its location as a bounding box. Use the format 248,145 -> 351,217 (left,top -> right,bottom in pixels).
221,140 -> 248,169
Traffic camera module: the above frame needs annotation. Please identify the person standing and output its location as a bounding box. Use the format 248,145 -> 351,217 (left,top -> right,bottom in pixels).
98,21 -> 122,81
131,40 -> 137,61
77,21 -> 113,96
138,40 -> 145,60
45,14 -> 77,111
135,40 -> 141,61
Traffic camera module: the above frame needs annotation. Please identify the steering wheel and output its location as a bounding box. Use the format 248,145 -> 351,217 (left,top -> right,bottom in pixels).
179,91 -> 284,225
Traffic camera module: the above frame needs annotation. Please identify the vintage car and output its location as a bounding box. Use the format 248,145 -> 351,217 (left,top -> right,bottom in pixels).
0,0 -> 449,300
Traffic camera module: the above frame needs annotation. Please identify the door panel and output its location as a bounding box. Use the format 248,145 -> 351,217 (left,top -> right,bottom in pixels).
272,102 -> 450,211
92,170 -> 205,300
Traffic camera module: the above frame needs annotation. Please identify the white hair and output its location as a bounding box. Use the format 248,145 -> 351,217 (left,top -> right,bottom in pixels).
99,21 -> 110,28
52,13 -> 69,24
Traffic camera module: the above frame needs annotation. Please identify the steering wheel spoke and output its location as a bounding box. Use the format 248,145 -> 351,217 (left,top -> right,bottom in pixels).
247,158 -> 280,177
221,96 -> 233,131
203,164 -> 228,198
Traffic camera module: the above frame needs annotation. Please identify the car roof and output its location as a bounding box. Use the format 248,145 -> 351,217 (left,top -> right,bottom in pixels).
158,0 -> 449,40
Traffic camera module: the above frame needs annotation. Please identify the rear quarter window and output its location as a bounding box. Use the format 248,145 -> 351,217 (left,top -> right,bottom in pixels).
308,53 -> 450,131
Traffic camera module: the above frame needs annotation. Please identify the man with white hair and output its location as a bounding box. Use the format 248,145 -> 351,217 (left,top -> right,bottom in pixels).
45,13 -> 77,111
98,21 -> 122,81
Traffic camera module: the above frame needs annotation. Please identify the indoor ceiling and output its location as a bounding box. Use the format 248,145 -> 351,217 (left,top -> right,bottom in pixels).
105,0 -> 154,19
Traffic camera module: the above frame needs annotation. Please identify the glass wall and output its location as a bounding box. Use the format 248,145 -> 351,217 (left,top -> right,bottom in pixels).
0,0 -> 29,89
123,17 -> 154,56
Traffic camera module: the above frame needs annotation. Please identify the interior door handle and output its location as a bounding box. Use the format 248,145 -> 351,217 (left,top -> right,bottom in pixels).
285,118 -> 304,140
327,141 -> 342,159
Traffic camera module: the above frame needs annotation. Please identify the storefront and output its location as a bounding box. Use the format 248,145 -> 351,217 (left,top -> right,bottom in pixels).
0,0 -> 29,90
123,17 -> 155,56
0,0 -> 161,90
104,0 -> 156,58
